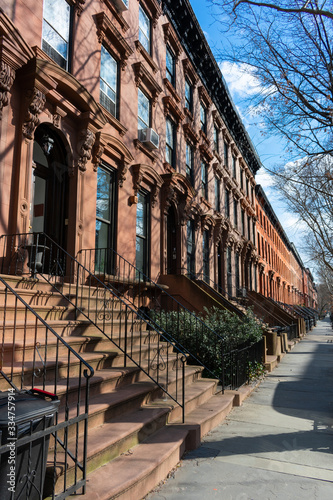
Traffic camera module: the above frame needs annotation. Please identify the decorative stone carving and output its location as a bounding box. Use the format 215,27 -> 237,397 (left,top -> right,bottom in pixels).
22,88 -> 46,140
92,142 -> 105,172
73,0 -> 86,16
77,128 -> 95,172
0,62 -> 15,119
118,160 -> 127,187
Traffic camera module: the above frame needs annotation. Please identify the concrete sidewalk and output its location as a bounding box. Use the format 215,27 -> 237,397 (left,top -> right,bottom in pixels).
146,319 -> 333,500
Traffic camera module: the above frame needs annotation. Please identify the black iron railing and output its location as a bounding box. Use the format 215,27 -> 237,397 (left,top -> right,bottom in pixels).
223,338 -> 265,390
0,233 -> 188,421
77,248 -> 267,392
0,276 -> 94,499
77,248 -> 233,387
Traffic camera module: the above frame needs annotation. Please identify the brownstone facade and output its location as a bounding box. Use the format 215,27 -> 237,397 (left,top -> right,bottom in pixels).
0,0 -> 316,307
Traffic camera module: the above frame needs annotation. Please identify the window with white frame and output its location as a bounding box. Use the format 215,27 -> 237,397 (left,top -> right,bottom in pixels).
100,45 -> 118,117
42,0 -> 71,70
139,4 -> 151,53
138,88 -> 150,130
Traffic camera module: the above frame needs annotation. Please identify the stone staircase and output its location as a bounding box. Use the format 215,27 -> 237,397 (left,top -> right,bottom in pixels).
0,274 -> 235,500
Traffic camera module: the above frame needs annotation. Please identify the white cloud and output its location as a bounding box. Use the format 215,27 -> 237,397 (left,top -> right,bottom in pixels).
255,168 -> 275,189
219,61 -> 263,99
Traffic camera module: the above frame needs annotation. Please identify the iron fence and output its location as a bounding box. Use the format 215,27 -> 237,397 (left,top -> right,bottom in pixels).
0,276 -> 93,499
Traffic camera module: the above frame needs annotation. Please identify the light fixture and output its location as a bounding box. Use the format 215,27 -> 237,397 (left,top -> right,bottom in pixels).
41,134 -> 54,156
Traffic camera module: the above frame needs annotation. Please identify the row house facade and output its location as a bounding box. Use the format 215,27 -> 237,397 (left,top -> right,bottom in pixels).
255,185 -> 317,308
0,0 -> 261,300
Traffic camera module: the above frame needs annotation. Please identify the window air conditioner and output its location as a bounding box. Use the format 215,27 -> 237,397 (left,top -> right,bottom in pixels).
138,128 -> 159,150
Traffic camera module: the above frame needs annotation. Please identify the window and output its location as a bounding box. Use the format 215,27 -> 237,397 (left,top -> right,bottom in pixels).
213,125 -> 219,153
246,178 -> 250,197
232,156 -> 236,178
200,102 -> 207,134
225,188 -> 230,218
95,165 -> 117,274
139,4 -> 151,53
136,190 -> 150,277
185,78 -> 193,112
138,88 -> 150,129
240,169 -> 244,190
166,117 -> 176,167
100,45 -> 118,117
215,177 -> 221,212
235,252 -> 240,295
186,142 -> 194,185
42,0 -> 71,70
166,46 -> 176,86
248,216 -> 251,241
187,219 -> 195,275
234,199 -> 238,228
203,230 -> 210,283
227,246 -> 232,296
201,162 -> 208,199
224,141 -> 229,169
241,209 -> 245,235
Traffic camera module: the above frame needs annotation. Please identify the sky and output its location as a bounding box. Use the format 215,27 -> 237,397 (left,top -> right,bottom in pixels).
189,0 -> 311,268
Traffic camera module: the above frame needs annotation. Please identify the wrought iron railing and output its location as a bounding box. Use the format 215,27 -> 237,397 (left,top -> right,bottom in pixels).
0,275 -> 94,499
77,248 -> 235,386
182,269 -> 246,317
77,248 -> 268,392
0,233 -> 188,421
223,338 -> 265,390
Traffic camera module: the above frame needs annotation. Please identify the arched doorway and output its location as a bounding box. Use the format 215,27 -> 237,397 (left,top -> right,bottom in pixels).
166,206 -> 177,274
31,125 -> 69,249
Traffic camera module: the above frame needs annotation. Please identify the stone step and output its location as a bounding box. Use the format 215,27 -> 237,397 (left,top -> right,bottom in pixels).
62,391 -> 235,500
0,339 -> 178,391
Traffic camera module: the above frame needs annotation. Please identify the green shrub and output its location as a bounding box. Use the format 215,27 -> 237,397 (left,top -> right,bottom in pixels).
150,306 -> 264,383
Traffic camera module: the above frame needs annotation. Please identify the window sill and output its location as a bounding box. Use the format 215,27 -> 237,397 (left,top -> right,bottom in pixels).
133,138 -> 157,162
100,106 -> 127,136
163,161 -> 175,173
135,40 -> 158,73
163,78 -> 181,104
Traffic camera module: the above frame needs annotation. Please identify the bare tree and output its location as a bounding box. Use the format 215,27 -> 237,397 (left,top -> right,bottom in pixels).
210,0 -> 333,275
216,1 -> 333,20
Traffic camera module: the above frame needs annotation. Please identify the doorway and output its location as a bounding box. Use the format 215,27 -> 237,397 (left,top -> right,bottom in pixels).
31,125 -> 69,249
167,206 -> 177,274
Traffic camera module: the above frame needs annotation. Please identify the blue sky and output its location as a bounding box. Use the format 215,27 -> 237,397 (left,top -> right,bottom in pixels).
189,0 -> 311,267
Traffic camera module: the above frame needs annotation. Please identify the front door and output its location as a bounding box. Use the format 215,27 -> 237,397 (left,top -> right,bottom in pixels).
167,206 -> 177,274
31,127 -> 69,249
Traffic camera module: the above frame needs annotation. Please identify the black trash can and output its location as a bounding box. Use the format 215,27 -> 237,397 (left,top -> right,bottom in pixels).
0,388 -> 59,500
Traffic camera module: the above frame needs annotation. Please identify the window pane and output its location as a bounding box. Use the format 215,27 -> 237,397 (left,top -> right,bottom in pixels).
138,89 -> 150,129
101,46 -> 117,93
139,5 -> 150,52
43,0 -> 70,42
166,47 -> 175,84
185,79 -> 192,110
100,46 -> 117,116
96,168 -> 111,221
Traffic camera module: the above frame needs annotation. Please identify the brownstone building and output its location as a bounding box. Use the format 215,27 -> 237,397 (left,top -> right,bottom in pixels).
0,1 -> 317,498
255,185 -> 317,309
